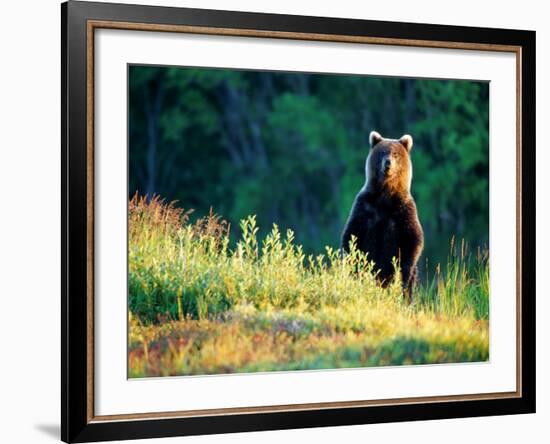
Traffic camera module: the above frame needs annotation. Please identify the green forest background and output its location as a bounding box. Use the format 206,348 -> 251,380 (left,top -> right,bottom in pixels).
128,65 -> 489,267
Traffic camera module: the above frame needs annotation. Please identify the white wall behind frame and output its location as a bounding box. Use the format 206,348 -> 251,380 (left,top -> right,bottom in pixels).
0,1 -> 547,444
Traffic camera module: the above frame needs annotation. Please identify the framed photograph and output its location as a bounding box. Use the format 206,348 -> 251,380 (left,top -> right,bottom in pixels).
61,1 -> 536,442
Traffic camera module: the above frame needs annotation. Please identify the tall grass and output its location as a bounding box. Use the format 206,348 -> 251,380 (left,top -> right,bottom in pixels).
417,238 -> 489,320
128,194 -> 489,377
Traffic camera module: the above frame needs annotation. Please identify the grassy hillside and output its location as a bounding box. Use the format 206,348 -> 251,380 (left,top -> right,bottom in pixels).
128,195 -> 489,378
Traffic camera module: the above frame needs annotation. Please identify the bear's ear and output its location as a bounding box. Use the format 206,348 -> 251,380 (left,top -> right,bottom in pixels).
369,131 -> 383,148
399,134 -> 413,152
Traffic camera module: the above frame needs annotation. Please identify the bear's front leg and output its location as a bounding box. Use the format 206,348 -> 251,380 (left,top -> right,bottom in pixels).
397,204 -> 424,303
340,193 -> 368,253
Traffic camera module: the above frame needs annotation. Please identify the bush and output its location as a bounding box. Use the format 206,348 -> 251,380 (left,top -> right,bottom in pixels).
128,194 -> 489,376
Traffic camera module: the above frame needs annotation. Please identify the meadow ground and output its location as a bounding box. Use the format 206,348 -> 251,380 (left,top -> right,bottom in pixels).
128,195 -> 489,378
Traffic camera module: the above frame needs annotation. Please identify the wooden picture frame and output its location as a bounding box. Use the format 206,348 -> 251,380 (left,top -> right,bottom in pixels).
61,1 -> 536,442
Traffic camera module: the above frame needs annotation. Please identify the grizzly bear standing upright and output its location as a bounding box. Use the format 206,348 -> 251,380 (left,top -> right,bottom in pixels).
341,131 -> 424,300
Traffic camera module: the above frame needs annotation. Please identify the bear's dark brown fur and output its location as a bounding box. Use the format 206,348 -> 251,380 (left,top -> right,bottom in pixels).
341,131 -> 424,300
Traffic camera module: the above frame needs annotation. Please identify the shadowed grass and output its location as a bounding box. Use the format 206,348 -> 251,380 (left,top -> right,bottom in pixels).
128,194 -> 489,377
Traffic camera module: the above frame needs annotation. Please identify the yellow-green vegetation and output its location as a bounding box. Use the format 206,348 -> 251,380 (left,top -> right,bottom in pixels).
128,194 -> 489,378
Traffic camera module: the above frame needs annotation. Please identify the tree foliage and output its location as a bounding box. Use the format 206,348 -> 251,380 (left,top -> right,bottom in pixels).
129,65 -> 489,265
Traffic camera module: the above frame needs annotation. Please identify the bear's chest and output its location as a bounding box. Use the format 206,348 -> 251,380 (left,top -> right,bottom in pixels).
358,202 -> 400,271
362,202 -> 398,234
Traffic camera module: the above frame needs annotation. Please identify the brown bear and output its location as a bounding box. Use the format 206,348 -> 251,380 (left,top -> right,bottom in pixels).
341,131 -> 424,300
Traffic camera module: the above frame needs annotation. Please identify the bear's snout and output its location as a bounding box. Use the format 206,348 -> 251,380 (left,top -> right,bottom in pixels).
381,157 -> 392,175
